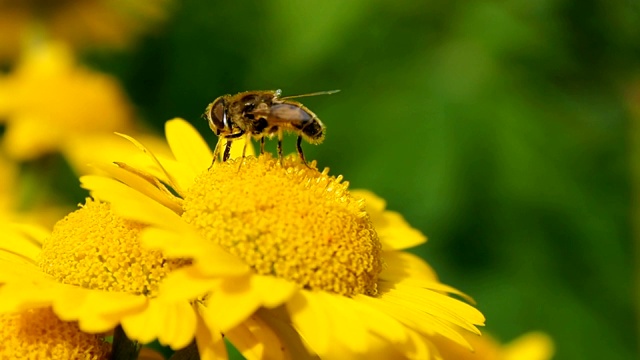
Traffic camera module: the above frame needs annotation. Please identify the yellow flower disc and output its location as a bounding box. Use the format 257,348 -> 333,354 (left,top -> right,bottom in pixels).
182,155 -> 383,296
39,199 -> 178,297
0,308 -> 111,359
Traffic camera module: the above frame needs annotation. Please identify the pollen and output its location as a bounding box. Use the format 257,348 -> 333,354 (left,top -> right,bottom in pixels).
0,308 -> 111,359
39,199 -> 179,297
182,154 -> 383,296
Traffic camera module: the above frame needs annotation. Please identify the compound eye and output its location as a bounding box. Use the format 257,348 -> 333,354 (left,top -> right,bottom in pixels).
206,97 -> 228,133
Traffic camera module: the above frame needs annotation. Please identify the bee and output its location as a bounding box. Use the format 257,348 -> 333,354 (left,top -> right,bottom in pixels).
204,89 -> 338,167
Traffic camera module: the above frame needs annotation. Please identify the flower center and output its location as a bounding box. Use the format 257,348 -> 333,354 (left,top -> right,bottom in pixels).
0,308 -> 110,360
182,154 -> 383,296
38,199 -> 180,297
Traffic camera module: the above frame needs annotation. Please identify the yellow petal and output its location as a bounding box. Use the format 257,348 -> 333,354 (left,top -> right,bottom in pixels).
0,281 -> 58,312
352,189 -> 426,250
0,253 -> 55,286
352,294 -> 408,345
157,267 -> 221,302
155,153 -> 199,193
320,292 -> 369,353
196,305 -> 229,360
52,286 -> 147,333
251,275 -> 298,308
62,133 -> 173,177
10,223 -> 49,245
80,175 -> 188,231
381,252 -> 478,307
380,251 -> 438,283
351,189 -> 386,212
115,132 -> 187,196
0,250 -> 40,279
226,315 -> 286,360
404,329 -> 436,359
0,224 -> 43,261
205,275 -> 296,332
381,283 -> 484,333
91,162 -> 183,214
165,118 -> 212,175
201,277 -> 260,332
362,291 -> 479,350
140,227 -> 248,276
285,291 -> 331,355
121,298 -> 197,349
376,210 -> 427,250
256,308 -> 316,360
155,300 -> 198,350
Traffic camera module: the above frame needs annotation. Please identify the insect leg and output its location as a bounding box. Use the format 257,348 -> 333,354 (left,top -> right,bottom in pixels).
260,137 -> 265,155
222,140 -> 232,162
210,137 -> 224,169
221,130 -> 246,162
277,129 -> 284,165
224,131 -> 246,139
237,133 -> 251,172
296,135 -> 311,168
241,133 -> 250,159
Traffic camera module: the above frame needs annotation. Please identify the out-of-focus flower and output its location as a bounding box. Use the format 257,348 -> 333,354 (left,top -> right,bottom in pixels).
0,154 -> 71,227
0,307 -> 111,359
0,42 -> 134,160
0,0 -> 172,61
80,118 -> 486,359
0,155 -> 18,214
433,330 -> 554,360
500,332 -> 554,360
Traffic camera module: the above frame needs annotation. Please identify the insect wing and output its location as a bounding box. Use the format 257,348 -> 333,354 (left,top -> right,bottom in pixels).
250,103 -> 313,124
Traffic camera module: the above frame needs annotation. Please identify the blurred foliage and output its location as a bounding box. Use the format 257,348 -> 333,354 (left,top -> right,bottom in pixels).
19,0 -> 640,358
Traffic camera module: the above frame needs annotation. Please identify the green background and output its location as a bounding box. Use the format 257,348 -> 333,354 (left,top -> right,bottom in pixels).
83,1 -> 638,359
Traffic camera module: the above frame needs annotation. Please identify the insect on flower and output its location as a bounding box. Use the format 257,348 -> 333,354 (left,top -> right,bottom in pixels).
203,89 -> 339,167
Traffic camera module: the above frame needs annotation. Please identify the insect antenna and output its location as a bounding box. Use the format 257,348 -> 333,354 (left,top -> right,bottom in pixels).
280,90 -> 340,100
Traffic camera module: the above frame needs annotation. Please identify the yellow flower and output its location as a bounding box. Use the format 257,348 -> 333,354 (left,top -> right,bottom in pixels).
80,118 -> 486,359
432,330 -> 554,360
0,205 -> 240,350
0,42 -> 134,160
0,155 -> 19,214
0,0 -> 172,61
0,307 -> 111,359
